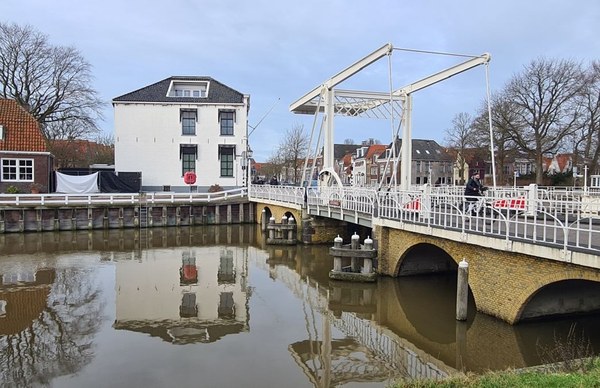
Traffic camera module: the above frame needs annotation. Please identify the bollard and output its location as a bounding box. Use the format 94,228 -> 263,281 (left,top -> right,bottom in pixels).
287,216 -> 295,241
268,217 -> 276,240
362,236 -> 373,274
456,258 -> 469,321
333,235 -> 343,272
261,209 -> 267,232
279,216 -> 288,239
350,232 -> 360,250
350,233 -> 360,271
334,235 -> 343,248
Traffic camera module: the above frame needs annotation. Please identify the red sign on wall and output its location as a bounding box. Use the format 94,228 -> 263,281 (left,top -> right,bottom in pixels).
184,171 -> 197,185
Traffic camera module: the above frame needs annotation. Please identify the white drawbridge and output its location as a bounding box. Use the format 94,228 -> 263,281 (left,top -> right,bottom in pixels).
289,43 -> 493,190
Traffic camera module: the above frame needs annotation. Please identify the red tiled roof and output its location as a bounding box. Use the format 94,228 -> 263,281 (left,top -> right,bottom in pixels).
366,144 -> 386,159
0,99 -> 47,152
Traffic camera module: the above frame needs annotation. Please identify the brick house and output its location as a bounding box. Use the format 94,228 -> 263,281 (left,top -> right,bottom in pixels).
0,99 -> 54,193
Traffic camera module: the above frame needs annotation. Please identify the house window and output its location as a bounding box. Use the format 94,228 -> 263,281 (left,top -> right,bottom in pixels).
181,109 -> 197,135
219,146 -> 235,177
2,158 -> 33,181
180,145 -> 197,175
219,110 -> 235,136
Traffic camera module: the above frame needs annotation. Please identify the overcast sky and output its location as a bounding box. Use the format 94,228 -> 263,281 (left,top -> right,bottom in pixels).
3,0 -> 600,161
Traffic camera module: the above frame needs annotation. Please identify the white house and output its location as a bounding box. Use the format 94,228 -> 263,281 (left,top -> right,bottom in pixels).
113,76 -> 250,192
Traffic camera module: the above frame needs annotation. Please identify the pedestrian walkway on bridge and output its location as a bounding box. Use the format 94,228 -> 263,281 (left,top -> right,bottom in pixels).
250,184 -> 600,267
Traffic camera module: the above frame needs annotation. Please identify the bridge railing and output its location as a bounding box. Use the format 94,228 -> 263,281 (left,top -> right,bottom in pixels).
377,187 -> 600,254
251,183 -> 600,254
249,185 -> 305,206
0,187 -> 248,207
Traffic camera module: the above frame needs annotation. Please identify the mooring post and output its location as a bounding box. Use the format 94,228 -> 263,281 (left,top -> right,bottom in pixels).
351,233 -> 360,272
261,209 -> 267,232
287,216 -> 295,241
362,236 -> 374,274
456,258 -> 469,321
280,215 -> 287,239
333,235 -> 343,272
268,217 -> 275,240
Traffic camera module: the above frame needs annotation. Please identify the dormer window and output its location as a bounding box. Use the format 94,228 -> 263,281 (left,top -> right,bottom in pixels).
167,80 -> 209,98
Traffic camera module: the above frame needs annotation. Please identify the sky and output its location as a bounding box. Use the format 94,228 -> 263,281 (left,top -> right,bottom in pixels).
2,0 -> 600,161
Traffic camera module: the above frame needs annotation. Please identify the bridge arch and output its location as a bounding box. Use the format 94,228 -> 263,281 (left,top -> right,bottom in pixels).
517,279 -> 600,322
376,226 -> 600,324
395,243 -> 458,277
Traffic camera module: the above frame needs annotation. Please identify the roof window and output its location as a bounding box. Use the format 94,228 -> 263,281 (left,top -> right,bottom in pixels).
167,80 -> 209,98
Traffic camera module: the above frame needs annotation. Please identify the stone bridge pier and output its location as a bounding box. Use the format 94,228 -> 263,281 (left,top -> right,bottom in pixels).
373,224 -> 600,324
254,201 -> 352,244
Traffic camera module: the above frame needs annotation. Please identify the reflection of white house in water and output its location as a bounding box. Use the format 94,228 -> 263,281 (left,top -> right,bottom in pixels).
113,246 -> 249,344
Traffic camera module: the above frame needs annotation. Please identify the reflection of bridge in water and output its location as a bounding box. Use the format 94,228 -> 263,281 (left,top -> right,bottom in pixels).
259,253 -> 456,386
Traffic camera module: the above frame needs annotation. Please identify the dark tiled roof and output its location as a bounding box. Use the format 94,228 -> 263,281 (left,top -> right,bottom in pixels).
333,144 -> 360,160
112,76 -> 246,104
0,99 -> 47,152
381,139 -> 453,162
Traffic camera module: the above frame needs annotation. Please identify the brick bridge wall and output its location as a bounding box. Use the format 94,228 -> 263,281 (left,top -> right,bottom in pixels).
374,225 -> 600,324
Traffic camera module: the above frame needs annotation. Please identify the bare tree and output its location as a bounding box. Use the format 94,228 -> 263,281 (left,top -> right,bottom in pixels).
343,138 -> 355,144
0,22 -> 104,140
573,61 -> 600,174
272,124 -> 309,184
472,92 -> 520,185
444,112 -> 476,184
503,58 -> 585,184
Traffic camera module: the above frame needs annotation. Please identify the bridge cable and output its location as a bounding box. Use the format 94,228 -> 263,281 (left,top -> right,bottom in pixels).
302,91 -> 323,186
485,63 -> 497,189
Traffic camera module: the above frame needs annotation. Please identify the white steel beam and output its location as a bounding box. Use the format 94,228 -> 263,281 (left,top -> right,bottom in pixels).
289,43 -> 393,114
395,53 -> 491,96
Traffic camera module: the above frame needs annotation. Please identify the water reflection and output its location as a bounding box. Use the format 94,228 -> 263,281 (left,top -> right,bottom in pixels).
1,225 -> 600,387
0,257 -> 103,386
111,246 -> 250,344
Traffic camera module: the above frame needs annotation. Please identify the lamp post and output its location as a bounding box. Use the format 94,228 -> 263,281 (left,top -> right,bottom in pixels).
243,147 -> 253,188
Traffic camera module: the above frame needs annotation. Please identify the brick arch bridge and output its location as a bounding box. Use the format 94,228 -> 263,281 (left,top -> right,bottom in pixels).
374,226 -> 600,324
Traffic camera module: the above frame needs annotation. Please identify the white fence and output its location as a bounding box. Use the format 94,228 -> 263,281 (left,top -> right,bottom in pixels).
0,188 -> 248,207
251,184 -> 600,255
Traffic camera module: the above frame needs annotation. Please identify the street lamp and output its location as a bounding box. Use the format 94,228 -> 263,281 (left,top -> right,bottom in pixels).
244,147 -> 253,188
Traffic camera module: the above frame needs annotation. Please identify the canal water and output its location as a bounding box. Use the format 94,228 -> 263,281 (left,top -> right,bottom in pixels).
1,224 -> 600,387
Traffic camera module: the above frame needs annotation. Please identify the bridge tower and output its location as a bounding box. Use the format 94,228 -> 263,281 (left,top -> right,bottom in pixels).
289,44 -> 491,190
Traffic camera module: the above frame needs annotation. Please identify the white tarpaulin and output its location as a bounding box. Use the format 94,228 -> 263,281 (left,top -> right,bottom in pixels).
56,172 -> 100,194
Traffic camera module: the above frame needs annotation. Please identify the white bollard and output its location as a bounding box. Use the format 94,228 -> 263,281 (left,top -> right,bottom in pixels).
456,258 -> 469,321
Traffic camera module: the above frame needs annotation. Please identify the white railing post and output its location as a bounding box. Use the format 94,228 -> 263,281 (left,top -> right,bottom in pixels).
420,184 -> 432,220
526,184 -> 538,216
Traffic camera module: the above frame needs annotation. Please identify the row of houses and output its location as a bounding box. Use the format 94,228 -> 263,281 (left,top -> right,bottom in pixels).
259,138 -> 584,189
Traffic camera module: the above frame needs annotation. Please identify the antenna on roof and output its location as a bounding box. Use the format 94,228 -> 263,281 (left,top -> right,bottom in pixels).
248,98 -> 280,137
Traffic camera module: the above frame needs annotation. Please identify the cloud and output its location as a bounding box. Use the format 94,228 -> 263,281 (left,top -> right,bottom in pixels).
3,0 -> 599,160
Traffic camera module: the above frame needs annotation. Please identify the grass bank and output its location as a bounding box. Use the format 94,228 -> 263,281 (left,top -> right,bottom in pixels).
393,358 -> 600,388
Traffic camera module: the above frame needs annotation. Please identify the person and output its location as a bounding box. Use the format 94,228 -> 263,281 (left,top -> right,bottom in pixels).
269,175 -> 278,185
464,172 -> 486,215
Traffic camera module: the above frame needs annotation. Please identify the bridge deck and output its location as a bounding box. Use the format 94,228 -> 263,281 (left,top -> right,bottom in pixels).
250,185 -> 600,268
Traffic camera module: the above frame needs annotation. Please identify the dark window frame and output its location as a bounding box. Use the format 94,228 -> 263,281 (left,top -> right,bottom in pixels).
219,110 -> 235,136
180,109 -> 198,135
180,145 -> 198,176
219,146 -> 235,177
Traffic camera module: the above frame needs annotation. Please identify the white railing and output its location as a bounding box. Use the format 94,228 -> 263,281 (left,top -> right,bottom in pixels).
251,184 -> 600,255
0,188 -> 248,207
249,185 -> 305,206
